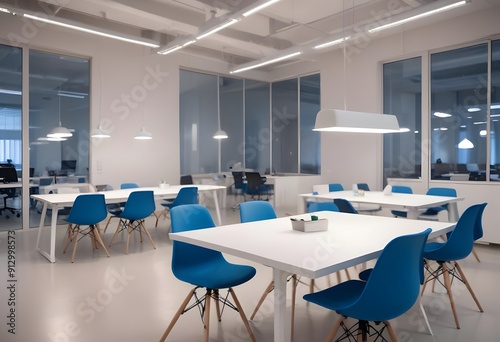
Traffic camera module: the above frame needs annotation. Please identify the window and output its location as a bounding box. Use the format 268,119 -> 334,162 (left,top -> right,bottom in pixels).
300,74 -> 321,174
245,80 -> 270,172
430,44 -> 488,181
383,57 -> 422,182
491,40 -> 500,179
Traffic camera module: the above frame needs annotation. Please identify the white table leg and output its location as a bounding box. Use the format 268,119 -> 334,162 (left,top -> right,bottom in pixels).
36,204 -> 58,263
35,203 -> 48,251
297,196 -> 308,214
273,268 -> 291,342
212,190 -> 222,226
407,208 -> 418,220
448,202 -> 459,222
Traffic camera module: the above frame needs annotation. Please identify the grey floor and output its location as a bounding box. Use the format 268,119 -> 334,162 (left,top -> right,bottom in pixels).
0,204 -> 499,342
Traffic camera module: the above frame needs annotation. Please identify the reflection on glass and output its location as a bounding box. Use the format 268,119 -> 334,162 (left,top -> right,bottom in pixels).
180,70 -> 218,175
272,79 -> 298,173
220,77 -> 243,172
300,74 -> 321,174
430,44 -> 488,181
29,50 -> 90,227
245,80 -> 270,172
491,40 -> 500,181
383,57 -> 422,183
0,44 -> 22,231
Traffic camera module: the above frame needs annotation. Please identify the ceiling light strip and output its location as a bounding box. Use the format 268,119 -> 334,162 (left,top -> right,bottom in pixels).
368,0 -> 469,33
23,14 -> 160,48
197,19 -> 239,40
314,36 -> 351,50
230,51 -> 302,74
242,0 -> 282,17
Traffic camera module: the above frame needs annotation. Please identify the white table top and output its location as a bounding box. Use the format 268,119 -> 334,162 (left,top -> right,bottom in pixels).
31,184 -> 226,206
170,211 -> 455,279
299,190 -> 462,210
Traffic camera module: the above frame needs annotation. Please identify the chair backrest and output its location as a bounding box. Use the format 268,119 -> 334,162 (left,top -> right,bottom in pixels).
392,185 -> 413,194
239,200 -> 277,223
342,228 -> 432,322
474,202 -> 486,241
121,182 -> 139,189
357,183 -> 370,191
172,187 -> 199,206
65,194 -> 108,225
426,187 -> 457,197
232,171 -> 246,190
121,191 -> 155,220
245,172 -> 264,193
329,183 -> 344,192
170,205 -> 226,279
434,203 -> 487,260
39,177 -> 53,186
180,175 -> 194,185
333,198 -> 358,214
307,201 -> 339,213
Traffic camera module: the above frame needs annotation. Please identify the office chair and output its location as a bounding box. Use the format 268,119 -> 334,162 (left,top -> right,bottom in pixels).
244,171 -> 272,201
154,186 -> 198,228
231,171 -> 246,210
160,204 -> 256,342
333,198 -> 359,214
63,194 -> 110,263
390,185 -> 413,218
108,190 -> 156,254
421,203 -> 486,329
304,228 -> 431,342
180,174 -> 193,185
103,182 -> 140,233
0,166 -> 21,218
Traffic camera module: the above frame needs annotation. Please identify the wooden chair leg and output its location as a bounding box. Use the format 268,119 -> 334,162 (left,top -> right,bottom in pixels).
92,226 -> 110,258
204,289 -> 211,342
385,320 -> 399,341
63,225 -> 74,254
472,248 -> 481,262
214,290 -> 222,322
141,222 -> 157,249
250,280 -> 274,320
159,288 -> 196,342
108,221 -> 124,247
228,288 -> 256,342
71,229 -> 80,263
326,316 -> 346,342
126,223 -> 132,255
441,262 -> 460,329
454,261 -> 483,312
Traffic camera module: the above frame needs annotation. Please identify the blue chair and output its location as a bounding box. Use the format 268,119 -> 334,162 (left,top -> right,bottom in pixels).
307,201 -> 339,213
108,190 -> 156,254
390,185 -> 413,218
421,203 -> 487,329
103,182 -> 140,232
333,198 -> 358,214
304,228 -> 431,342
63,194 -> 110,263
418,187 -> 457,221
160,204 -> 256,342
329,183 -> 344,192
155,186 -> 198,228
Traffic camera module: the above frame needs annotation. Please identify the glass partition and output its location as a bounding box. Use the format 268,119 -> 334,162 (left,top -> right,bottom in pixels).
300,74 -> 321,174
245,80 -> 270,172
220,76 -> 243,172
491,40 -> 500,180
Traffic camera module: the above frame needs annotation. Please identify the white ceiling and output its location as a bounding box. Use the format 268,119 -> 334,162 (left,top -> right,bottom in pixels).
1,0 -> 498,71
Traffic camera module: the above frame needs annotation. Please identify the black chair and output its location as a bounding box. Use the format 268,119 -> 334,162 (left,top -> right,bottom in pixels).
0,166 -> 21,218
180,175 -> 193,185
231,171 -> 246,210
244,172 -> 272,201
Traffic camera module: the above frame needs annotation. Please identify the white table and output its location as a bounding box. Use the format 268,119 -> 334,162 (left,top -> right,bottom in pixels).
169,211 -> 455,342
298,190 -> 463,221
32,184 -> 225,263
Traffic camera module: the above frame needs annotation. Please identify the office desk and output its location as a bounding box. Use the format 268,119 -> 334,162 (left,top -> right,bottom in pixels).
32,185 -> 225,263
170,211 -> 455,342
298,190 -> 463,221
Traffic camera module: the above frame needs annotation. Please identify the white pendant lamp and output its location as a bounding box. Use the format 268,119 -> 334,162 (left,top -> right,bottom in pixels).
47,95 -> 73,138
314,109 -> 400,133
91,63 -> 111,138
135,126 -> 153,140
213,129 -> 228,139
458,137 -> 474,149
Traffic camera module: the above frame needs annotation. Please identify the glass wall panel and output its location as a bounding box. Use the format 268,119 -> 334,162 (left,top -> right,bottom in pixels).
220,76 -> 243,172
430,44 -> 488,181
491,40 -> 500,179
29,50 -> 90,227
180,70 -> 218,175
0,44 -> 22,230
272,79 -> 298,173
245,80 -> 270,172
383,57 -> 422,183
300,74 -> 321,174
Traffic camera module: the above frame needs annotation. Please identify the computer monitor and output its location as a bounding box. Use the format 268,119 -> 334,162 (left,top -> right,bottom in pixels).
61,160 -> 77,174
0,166 -> 19,183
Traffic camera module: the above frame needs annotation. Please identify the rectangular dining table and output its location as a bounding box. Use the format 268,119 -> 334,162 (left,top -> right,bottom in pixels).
298,190 -> 463,221
169,210 -> 455,342
32,184 -> 226,263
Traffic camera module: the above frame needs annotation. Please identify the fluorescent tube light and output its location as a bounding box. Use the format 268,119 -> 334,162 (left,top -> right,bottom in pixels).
369,0 -> 469,33
196,19 -> 239,40
58,91 -> 86,99
158,45 -> 183,55
243,0 -> 281,17
23,14 -> 160,48
313,109 -> 400,134
314,36 -> 351,50
0,89 -> 21,96
0,7 -> 14,14
433,111 -> 452,118
230,51 -> 302,74
467,107 -> 481,112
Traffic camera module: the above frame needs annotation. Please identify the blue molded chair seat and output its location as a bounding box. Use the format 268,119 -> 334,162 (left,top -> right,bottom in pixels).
103,182 -> 139,233
304,228 -> 431,342
333,198 -> 358,214
390,185 -> 413,218
108,190 -> 156,254
421,203 -> 486,329
354,183 -> 382,214
329,183 -> 344,192
307,201 -> 339,213
160,204 -> 256,342
418,187 -> 457,221
63,194 -> 110,263
155,186 -> 198,228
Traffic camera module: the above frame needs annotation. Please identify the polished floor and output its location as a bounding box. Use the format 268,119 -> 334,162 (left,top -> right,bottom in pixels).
0,204 -> 499,342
